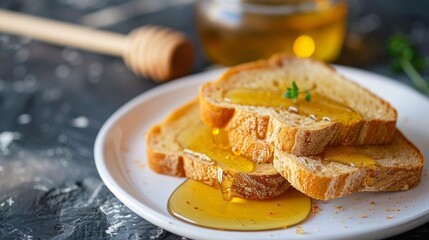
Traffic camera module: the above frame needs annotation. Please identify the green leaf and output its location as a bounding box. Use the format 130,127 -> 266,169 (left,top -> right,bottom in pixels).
292,81 -> 298,93
387,34 -> 425,72
387,34 -> 429,95
305,91 -> 312,102
292,95 -> 298,103
284,80 -> 311,103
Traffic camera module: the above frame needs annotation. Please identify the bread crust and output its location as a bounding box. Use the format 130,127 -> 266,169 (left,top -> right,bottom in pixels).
146,100 -> 291,200
146,125 -> 186,177
182,155 -> 290,199
273,131 -> 424,200
146,56 -> 422,202
199,55 -> 398,160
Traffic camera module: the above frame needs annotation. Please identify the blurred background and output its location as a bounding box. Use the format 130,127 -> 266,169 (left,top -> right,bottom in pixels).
0,0 -> 428,239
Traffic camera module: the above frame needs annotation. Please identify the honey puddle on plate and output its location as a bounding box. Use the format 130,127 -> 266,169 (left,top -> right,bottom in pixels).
168,180 -> 311,231
172,112 -> 311,230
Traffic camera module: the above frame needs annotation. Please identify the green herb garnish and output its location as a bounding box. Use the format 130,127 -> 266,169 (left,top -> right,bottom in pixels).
387,34 -> 429,95
284,80 -> 311,103
305,91 -> 312,102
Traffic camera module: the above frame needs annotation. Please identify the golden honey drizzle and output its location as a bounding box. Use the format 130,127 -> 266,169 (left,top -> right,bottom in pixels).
323,146 -> 376,168
171,121 -> 311,230
223,87 -> 373,169
224,88 -> 362,124
176,122 -> 254,201
176,123 -> 254,173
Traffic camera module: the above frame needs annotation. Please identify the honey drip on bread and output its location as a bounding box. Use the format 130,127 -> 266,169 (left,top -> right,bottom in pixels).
224,88 -> 362,124
177,124 -> 254,174
172,122 -> 311,230
323,146 -> 377,168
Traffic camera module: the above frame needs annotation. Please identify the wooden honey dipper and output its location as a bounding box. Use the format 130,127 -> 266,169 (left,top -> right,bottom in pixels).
0,9 -> 193,82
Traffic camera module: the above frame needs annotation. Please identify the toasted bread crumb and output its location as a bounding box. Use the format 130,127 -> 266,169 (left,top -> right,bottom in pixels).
333,205 -> 344,211
384,208 -> 401,212
311,204 -> 320,213
386,216 -> 394,220
133,159 -> 146,169
370,201 -> 375,205
296,226 -> 304,234
360,214 -> 367,219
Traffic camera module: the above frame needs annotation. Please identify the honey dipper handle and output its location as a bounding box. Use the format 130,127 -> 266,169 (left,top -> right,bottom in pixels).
0,9 -> 126,56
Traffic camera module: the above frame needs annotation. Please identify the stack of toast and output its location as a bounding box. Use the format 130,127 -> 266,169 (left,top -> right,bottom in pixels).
146,55 -> 424,202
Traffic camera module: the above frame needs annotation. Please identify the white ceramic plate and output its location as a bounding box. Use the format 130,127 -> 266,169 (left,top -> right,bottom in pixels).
94,67 -> 429,240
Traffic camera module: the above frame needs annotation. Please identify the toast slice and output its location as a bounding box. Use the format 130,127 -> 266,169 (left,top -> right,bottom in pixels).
273,130 -> 424,200
199,55 -> 398,160
146,100 -> 291,200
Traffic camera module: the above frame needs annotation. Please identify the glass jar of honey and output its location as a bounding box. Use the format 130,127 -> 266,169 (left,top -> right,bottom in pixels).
196,0 -> 347,66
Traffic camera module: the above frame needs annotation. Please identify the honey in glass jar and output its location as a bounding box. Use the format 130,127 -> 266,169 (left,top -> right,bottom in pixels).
196,0 -> 347,65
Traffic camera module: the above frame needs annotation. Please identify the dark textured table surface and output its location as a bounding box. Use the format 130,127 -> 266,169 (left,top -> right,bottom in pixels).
0,0 -> 428,239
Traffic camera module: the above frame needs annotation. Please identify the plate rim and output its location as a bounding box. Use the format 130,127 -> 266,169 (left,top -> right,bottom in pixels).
94,66 -> 429,240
